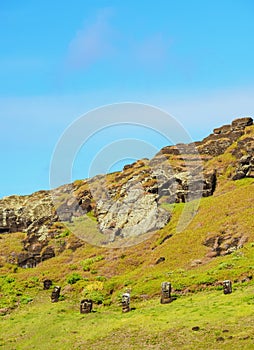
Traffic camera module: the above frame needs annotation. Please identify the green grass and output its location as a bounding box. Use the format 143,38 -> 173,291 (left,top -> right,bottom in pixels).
0,174 -> 253,348
67,215 -> 106,246
1,179 -> 253,307
0,285 -> 253,349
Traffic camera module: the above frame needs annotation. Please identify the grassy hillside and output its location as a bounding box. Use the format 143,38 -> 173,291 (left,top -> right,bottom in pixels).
1,286 -> 254,349
1,119 -> 254,347
0,177 -> 254,348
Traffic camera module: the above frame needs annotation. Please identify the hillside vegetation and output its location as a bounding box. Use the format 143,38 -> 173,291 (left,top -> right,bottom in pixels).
0,119 -> 254,349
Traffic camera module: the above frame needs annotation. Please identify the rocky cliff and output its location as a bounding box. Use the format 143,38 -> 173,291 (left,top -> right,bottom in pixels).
0,117 -> 253,266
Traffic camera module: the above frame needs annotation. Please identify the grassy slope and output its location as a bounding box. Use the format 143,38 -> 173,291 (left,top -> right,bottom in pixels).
0,286 -> 253,349
0,178 -> 254,348
0,166 -> 254,349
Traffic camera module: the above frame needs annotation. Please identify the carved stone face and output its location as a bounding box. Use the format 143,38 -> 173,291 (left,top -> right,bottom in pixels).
51,286 -> 61,302
43,279 -> 52,290
122,293 -> 130,304
121,293 -> 130,312
223,280 -> 232,294
160,282 -> 172,304
80,299 -> 93,313
161,282 -> 171,295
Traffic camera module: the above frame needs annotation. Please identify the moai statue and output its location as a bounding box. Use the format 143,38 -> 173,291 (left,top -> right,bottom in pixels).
51,286 -> 61,302
122,292 -> 130,313
223,280 -> 232,294
160,282 -> 172,304
80,299 -> 93,314
43,279 -> 52,290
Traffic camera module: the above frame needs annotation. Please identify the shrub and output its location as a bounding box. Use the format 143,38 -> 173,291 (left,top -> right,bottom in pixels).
103,298 -> 112,306
82,281 -> 105,304
82,265 -> 90,272
94,255 -> 104,262
55,229 -> 70,239
86,290 -> 104,304
67,273 -> 82,285
81,255 -> 104,271
218,262 -> 234,270
96,276 -> 107,282
5,276 -> 15,283
20,296 -> 33,304
23,277 -> 40,288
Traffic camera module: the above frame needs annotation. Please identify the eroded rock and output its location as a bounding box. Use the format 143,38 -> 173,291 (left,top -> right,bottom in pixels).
204,233 -> 247,257
0,117 -> 253,257
92,174 -> 171,242
233,151 -> 254,180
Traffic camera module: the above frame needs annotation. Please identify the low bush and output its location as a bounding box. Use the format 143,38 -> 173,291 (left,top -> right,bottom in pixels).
67,273 -> 82,285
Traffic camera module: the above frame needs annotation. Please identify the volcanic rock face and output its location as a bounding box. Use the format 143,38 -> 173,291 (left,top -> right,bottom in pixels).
0,191 -> 57,266
91,169 -> 171,241
197,117 -> 253,157
0,117 -> 253,263
233,154 -> 254,180
204,232 -> 248,257
232,133 -> 254,180
0,191 -> 56,235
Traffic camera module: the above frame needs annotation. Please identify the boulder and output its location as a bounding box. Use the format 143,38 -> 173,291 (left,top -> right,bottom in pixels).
204,232 -> 248,257
213,124 -> 231,134
232,153 -> 254,180
231,117 -> 253,130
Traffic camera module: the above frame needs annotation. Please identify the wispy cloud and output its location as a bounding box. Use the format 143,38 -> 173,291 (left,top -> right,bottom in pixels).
65,10 -> 174,74
66,8 -> 114,70
64,9 -> 190,81
134,33 -> 173,70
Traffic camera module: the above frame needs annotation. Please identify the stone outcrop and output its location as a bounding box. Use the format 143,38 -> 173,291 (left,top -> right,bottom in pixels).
232,131 -> 254,180
52,182 -> 93,222
95,184 -> 170,242
88,166 -> 171,243
197,116 -> 253,157
0,117 -> 253,262
233,154 -> 254,180
0,191 -> 56,235
0,191 -> 58,266
204,232 -> 248,257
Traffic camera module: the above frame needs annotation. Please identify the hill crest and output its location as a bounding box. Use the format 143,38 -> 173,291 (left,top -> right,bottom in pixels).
0,116 -> 253,267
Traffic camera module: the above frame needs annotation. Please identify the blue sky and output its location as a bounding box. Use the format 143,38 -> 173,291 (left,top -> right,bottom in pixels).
1,0 -> 254,197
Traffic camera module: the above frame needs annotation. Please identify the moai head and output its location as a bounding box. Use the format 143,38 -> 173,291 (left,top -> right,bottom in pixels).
80,299 -> 93,314
43,279 -> 52,290
223,280 -> 232,294
160,282 -> 172,304
122,292 -> 130,313
51,286 -> 61,302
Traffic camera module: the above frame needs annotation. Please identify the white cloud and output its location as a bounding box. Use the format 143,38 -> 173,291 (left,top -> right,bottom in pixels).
66,9 -> 114,70
134,33 -> 172,70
